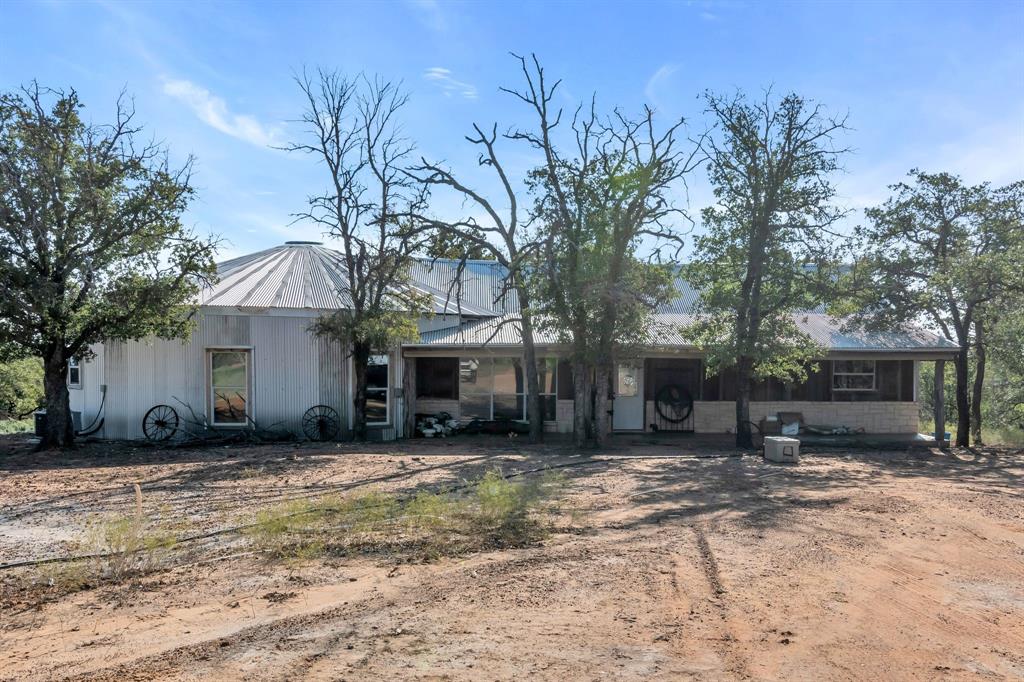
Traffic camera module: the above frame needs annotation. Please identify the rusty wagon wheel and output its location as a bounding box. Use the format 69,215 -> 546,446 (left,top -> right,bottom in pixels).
143,404 -> 179,442
655,384 -> 694,424
302,405 -> 340,442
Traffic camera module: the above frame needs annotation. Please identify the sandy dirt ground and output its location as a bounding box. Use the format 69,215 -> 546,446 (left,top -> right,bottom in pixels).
1,434 -> 1022,681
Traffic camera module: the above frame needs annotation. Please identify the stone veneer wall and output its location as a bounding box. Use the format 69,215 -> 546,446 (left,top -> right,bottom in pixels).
692,401 -> 920,434
414,397 -> 920,435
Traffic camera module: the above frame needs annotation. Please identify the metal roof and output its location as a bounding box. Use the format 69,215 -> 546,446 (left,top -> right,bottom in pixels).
412,312 -> 958,353
203,243 -> 957,353
201,243 -> 502,316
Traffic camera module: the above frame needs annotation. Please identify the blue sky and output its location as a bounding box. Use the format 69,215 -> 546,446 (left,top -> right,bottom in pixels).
2,0 -> 1022,261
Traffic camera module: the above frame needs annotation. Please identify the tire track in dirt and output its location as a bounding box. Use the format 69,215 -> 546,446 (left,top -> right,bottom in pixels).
667,524 -> 751,680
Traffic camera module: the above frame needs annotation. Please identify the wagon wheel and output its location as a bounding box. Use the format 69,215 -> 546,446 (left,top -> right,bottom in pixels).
143,405 -> 179,442
302,405 -> 339,442
655,384 -> 694,424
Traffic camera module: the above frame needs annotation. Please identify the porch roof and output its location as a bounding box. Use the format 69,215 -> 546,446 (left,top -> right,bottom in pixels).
406,312 -> 959,354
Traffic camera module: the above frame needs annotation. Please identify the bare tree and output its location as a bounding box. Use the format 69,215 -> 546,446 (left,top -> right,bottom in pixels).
411,123 -> 546,443
505,54 -> 698,446
284,70 -> 430,440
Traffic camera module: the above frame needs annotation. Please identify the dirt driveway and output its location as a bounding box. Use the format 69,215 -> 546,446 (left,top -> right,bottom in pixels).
1,436 -> 1022,680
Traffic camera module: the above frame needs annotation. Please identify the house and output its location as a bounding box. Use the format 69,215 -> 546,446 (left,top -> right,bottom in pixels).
69,241 -> 959,441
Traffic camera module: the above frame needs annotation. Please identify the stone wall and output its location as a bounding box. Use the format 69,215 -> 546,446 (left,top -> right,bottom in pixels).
692,400 -> 920,434
413,396 -> 920,435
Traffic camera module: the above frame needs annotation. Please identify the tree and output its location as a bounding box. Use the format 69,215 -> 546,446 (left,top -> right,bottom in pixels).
506,54 -> 695,447
851,172 -> 1023,446
285,71 -> 431,441
687,90 -> 850,449
0,84 -> 217,448
0,357 -> 43,420
982,302 -> 1024,437
411,123 -> 546,443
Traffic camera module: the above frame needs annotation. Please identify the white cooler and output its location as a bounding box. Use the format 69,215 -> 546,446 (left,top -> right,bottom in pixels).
764,436 -> 800,463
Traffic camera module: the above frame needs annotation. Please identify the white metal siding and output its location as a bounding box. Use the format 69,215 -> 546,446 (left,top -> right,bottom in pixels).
68,343 -> 105,430
99,311 -> 351,440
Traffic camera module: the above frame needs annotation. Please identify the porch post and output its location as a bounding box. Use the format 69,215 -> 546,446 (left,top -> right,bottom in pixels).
403,356 -> 416,438
934,359 -> 947,449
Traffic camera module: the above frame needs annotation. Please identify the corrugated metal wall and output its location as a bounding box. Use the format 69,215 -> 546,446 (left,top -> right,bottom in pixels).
101,311 -> 352,440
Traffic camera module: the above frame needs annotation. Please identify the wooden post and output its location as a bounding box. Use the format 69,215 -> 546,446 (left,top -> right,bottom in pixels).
934,359 -> 946,448
403,356 -> 416,438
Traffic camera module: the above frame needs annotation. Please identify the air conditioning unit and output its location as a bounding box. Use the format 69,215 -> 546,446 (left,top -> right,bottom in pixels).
33,410 -> 83,436
764,436 -> 800,463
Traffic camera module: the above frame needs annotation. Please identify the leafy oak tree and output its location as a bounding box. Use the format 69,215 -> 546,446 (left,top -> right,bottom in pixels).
687,90 -> 850,449
0,84 -> 217,448
849,172 -> 1023,446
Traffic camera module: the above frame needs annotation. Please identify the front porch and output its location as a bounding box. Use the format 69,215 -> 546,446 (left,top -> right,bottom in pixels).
403,353 -> 932,437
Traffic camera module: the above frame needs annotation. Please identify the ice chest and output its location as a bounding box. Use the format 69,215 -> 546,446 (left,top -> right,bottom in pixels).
764,436 -> 800,463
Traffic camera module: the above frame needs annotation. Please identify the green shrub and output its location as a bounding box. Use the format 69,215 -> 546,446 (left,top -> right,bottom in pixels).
0,418 -> 33,434
0,358 -> 43,420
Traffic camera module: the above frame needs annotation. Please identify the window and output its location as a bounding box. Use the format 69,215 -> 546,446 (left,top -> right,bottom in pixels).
68,357 -> 82,388
492,357 -> 525,420
537,357 -> 558,421
832,359 -> 876,391
416,357 -> 459,399
457,356 -> 559,422
460,357 -> 494,421
616,363 -> 640,397
366,354 -> 389,424
210,350 -> 249,425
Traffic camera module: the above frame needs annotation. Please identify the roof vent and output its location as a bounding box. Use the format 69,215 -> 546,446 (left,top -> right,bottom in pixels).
284,240 -> 323,245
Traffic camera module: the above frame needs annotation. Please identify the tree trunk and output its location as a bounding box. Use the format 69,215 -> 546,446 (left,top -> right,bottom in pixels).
351,343 -> 370,441
41,347 -> 74,449
571,357 -> 590,448
735,355 -> 753,449
593,359 -> 612,448
970,322 -> 986,446
520,315 -> 543,444
934,359 -> 946,449
953,348 -> 970,447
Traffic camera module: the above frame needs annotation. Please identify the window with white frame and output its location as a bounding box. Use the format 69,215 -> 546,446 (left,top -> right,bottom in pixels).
458,356 -> 558,422
67,357 -> 82,388
366,354 -> 389,424
210,350 -> 250,425
832,359 -> 876,391
537,357 -> 558,421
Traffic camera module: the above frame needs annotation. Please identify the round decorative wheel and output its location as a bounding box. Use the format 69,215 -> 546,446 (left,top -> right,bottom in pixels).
655,384 -> 694,424
143,405 -> 179,442
302,405 -> 340,441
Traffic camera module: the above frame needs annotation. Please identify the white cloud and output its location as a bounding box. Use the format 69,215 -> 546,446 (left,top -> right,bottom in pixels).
644,64 -> 678,110
162,78 -> 282,148
423,67 -> 478,100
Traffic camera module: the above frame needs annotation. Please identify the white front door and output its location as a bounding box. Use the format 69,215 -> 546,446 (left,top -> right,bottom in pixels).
612,362 -> 644,431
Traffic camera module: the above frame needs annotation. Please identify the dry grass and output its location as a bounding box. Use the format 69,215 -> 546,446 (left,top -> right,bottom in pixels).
243,468 -> 566,562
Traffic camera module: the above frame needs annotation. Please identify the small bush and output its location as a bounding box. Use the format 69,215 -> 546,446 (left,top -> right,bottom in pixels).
84,513 -> 178,580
